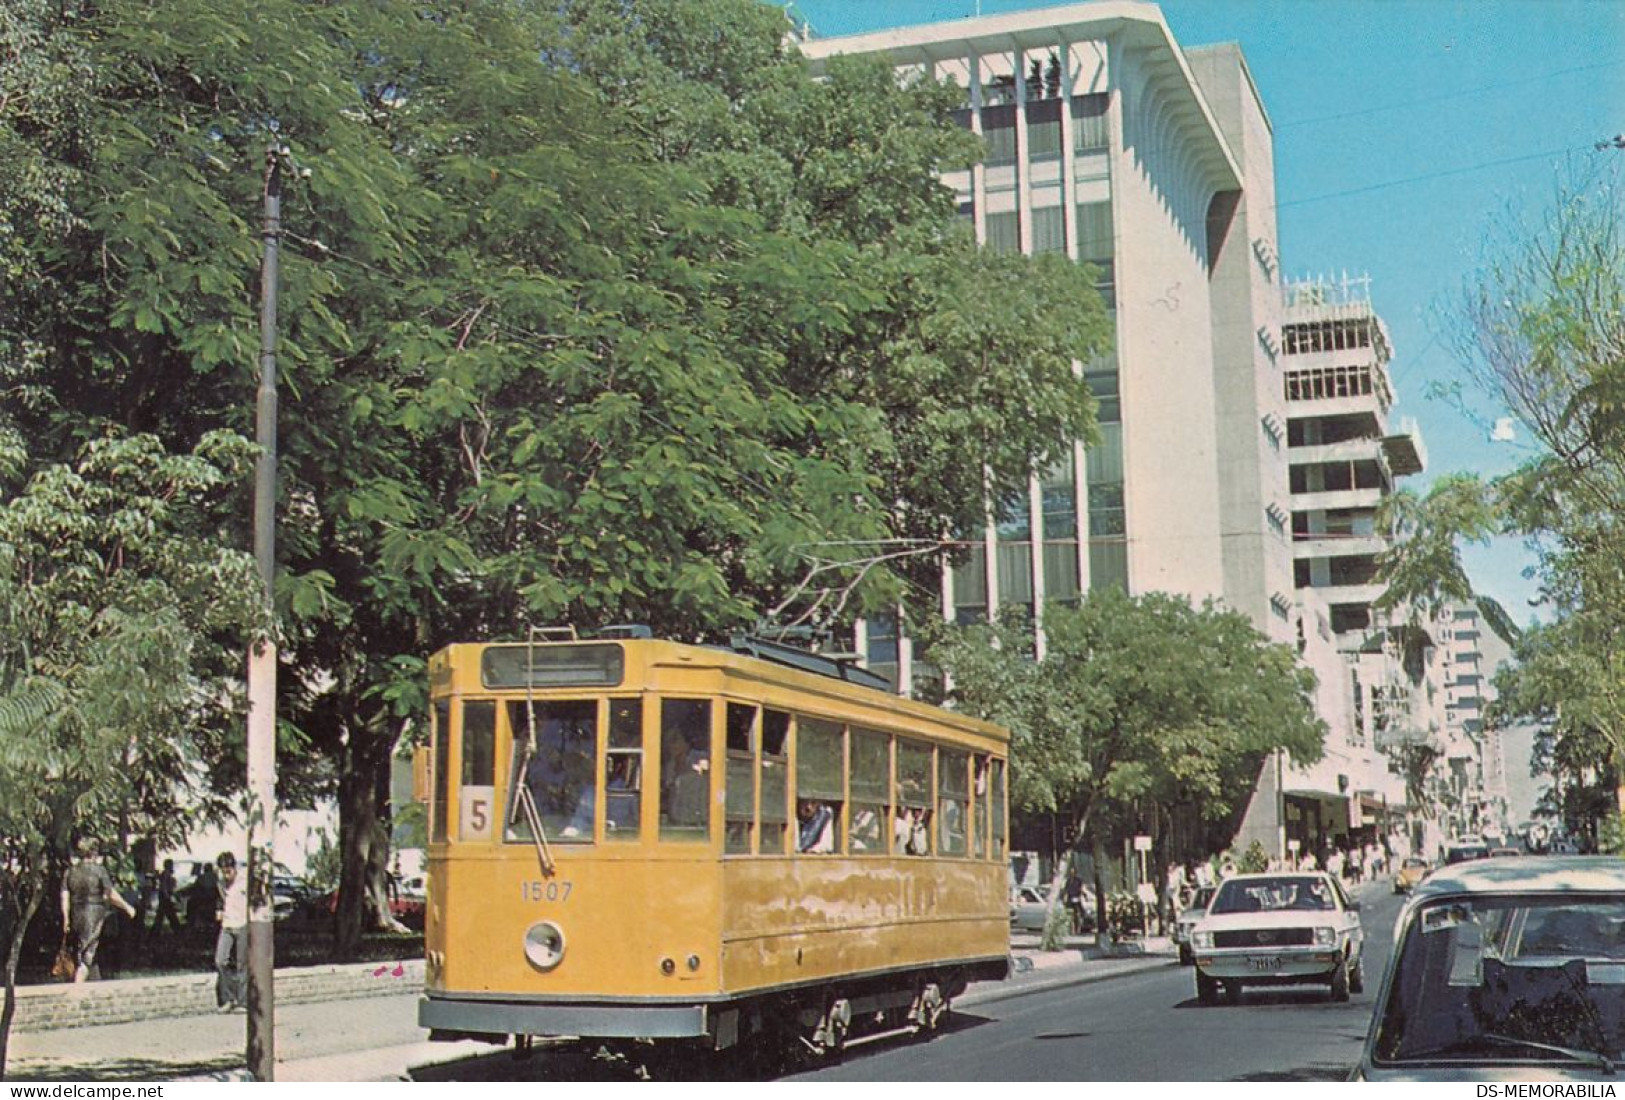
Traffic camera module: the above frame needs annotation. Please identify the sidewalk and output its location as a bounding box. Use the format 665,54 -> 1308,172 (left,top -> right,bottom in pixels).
4,938 -> 1175,1082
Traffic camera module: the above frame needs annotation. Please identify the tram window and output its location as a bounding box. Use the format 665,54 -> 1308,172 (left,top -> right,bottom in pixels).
606,698 -> 641,841
505,699 -> 597,844
895,740 -> 932,855
760,709 -> 790,853
849,728 -> 889,855
431,699 -> 451,843
725,703 -> 757,855
991,759 -> 1007,859
938,749 -> 969,856
973,756 -> 991,859
659,698 -> 712,841
796,718 -> 843,854
459,701 -> 496,841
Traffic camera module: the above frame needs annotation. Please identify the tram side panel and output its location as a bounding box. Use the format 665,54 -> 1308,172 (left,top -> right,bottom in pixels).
720,856 -> 1007,993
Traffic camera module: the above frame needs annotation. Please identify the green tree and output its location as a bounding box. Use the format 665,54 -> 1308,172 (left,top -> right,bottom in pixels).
0,432 -> 261,1078
933,591 -> 1325,944
1375,164 -> 1625,829
1,0 -> 1108,956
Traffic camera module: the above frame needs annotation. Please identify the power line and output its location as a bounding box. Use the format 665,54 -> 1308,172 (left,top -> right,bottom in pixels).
1274,58 -> 1625,130
1274,146 -> 1586,211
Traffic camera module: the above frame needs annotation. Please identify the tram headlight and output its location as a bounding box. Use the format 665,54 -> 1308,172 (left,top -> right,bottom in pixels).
523,920 -> 567,971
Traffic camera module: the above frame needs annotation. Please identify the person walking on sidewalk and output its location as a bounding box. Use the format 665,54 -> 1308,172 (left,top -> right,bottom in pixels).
213,851 -> 248,1012
61,838 -> 138,982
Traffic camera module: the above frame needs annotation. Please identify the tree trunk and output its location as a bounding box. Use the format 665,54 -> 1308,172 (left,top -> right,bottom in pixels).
334,714 -> 400,957
0,857 -> 47,1081
1090,834 -> 1110,945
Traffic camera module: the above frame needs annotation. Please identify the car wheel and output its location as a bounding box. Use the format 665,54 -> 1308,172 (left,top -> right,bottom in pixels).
1348,953 -> 1365,995
1195,971 -> 1219,1005
1330,956 -> 1351,1002
1224,980 -> 1243,1006
1178,944 -> 1193,967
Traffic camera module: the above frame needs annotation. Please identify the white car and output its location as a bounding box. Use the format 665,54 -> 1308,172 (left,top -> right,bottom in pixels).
1189,872 -> 1364,1004
1173,885 -> 1218,965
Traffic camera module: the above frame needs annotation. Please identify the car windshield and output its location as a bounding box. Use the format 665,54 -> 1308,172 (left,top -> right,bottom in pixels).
1209,876 -> 1335,914
1372,893 -> 1625,1068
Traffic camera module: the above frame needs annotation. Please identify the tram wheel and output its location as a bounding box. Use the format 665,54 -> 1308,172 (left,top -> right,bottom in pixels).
820,998 -> 852,1061
510,1034 -> 535,1062
911,982 -> 947,1035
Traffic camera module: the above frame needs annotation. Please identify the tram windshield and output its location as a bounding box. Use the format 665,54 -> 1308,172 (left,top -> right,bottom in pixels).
506,699 -> 597,842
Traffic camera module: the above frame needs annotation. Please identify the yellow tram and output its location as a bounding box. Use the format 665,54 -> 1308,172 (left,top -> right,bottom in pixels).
417,629 -> 1011,1057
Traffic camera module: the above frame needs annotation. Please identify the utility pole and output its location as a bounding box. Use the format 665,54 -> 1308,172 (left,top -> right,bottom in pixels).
246,144 -> 285,1081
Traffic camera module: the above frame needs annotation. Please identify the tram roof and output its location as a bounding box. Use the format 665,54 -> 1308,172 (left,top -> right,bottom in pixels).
430,636 -> 1009,748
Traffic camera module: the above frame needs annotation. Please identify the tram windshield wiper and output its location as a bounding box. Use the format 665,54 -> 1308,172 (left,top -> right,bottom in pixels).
1481,1033 -> 1616,1075
507,735 -> 555,877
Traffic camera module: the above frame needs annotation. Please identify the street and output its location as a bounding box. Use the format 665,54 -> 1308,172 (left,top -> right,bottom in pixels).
6,882 -> 1402,1082
406,882 -> 1403,1082
785,885 -> 1402,1083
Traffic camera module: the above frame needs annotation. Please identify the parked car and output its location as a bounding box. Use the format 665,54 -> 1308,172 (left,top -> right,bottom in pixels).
1392,856 -> 1431,894
272,872 -> 313,921
1443,842 -> 1490,865
1173,885 -> 1218,965
1355,855 -> 1625,1080
1489,847 -> 1523,858
1189,871 -> 1364,1005
1009,885 -> 1054,933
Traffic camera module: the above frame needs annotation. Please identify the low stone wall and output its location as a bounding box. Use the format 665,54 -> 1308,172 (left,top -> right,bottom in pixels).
7,959 -> 425,1033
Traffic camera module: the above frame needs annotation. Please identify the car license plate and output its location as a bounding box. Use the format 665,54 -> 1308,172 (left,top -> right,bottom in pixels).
1248,956 -> 1282,972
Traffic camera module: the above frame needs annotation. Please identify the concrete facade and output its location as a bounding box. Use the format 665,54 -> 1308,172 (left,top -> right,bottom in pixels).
806,2 -> 1431,866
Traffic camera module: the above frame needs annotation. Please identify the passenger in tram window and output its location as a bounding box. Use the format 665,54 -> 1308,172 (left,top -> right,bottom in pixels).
850,807 -> 882,852
796,799 -> 835,853
605,755 -> 640,833
894,806 -> 929,855
666,749 -> 710,828
939,798 -> 965,854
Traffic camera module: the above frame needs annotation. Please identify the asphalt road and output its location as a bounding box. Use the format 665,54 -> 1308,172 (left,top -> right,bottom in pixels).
785,885 -> 1406,1083
8,881 -> 1404,1082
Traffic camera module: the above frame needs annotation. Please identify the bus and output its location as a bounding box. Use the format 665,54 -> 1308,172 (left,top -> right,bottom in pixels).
417,628 -> 1010,1062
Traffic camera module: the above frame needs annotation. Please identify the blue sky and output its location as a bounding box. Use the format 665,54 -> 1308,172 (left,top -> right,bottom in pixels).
790,0 -> 1625,627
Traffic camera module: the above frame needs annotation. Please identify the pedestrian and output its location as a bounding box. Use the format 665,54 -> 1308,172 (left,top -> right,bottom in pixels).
151,859 -> 183,935
213,851 -> 247,1012
1064,866 -> 1086,933
60,838 -> 138,983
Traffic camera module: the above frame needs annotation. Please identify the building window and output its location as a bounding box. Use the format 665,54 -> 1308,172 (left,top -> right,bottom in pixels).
952,555 -> 987,624
985,210 -> 1020,255
1084,368 -> 1120,423
983,104 -> 1017,164
1071,93 -> 1108,151
1088,540 -> 1127,591
1041,457 -> 1077,537
1026,98 -> 1062,157
1030,205 -> 1065,255
996,488 -> 1032,540
997,542 -> 1034,604
1043,541 -> 1081,602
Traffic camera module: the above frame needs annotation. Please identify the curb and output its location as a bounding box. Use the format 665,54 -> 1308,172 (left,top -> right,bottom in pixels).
958,953 -> 1178,1009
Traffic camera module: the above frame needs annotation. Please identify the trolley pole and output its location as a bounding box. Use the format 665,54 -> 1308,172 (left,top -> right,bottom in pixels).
246,145 -> 284,1081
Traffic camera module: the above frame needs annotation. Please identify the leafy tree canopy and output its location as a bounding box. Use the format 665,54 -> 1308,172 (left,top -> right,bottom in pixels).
931,590 -> 1325,834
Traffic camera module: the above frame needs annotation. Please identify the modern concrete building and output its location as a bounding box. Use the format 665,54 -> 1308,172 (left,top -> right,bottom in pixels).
805,1 -> 1428,865
804,2 -> 1285,656
1242,274 -> 1427,858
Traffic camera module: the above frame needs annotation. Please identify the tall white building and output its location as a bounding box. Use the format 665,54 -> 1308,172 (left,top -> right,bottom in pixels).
805,1 -> 1426,863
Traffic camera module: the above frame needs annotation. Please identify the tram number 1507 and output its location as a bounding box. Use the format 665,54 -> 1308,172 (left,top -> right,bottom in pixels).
521,880 -> 574,903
